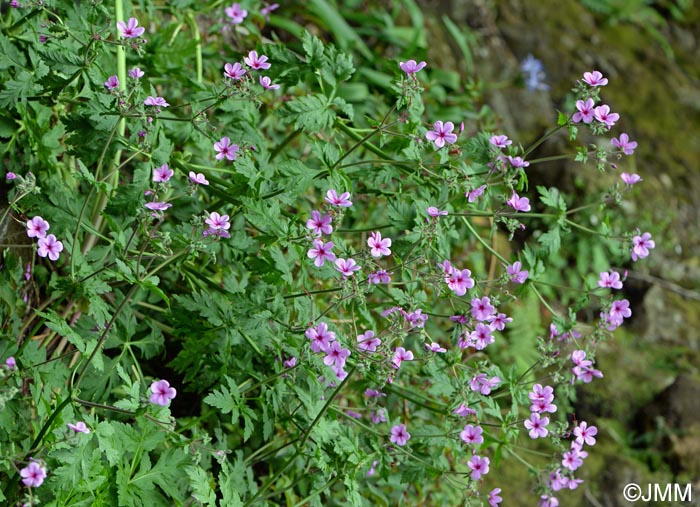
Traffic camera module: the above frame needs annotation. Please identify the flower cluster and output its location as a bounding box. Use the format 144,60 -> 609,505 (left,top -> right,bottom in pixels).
26,216 -> 63,261
573,71 -> 620,130
223,50 -> 278,91
305,322 -> 351,380
571,350 -> 603,383
524,384 -> 556,439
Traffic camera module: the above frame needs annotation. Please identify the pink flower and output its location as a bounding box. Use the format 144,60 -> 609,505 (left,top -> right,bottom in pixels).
631,232 -> 654,261
507,261 -> 528,283
507,156 -> 530,168
489,135 -> 512,149
507,192 -> 531,212
571,351 -> 603,383
426,206 -> 448,217
468,323 -> 495,350
357,330 -> 381,352
189,171 -> 209,185
609,298 -> 631,325
323,341 -> 351,369
128,67 -> 144,79
152,163 -> 173,183
325,189 -> 352,207
582,70 -> 608,87
446,267 -> 475,296
572,98 -> 595,124
368,231 -> 392,257
621,172 -> 642,186
366,459 -> 378,477
307,239 -> 336,267
244,50 -> 271,70
573,421 -> 598,446
540,495 -> 559,507
470,374 -> 501,395
150,379 -> 177,406
562,448 -> 584,471
214,136 -> 239,161
305,322 -> 336,353
104,75 -> 119,91
37,234 -> 63,261
525,413 -> 550,439
529,384 -> 556,412
283,356 -> 297,368
571,349 -> 587,367
6,172 -> 17,180
67,421 -> 90,434
224,62 -> 246,80
399,60 -> 426,75
144,96 -> 169,108
467,184 -> 487,203
467,455 -> 490,480
205,212 -> 231,233
598,271 -> 622,289
611,133 -> 637,155
548,469 -> 569,491
453,402 -> 477,417
26,216 -> 50,239
144,201 -> 172,211
425,121 -> 458,148
117,17 -> 145,38
390,424 -> 411,446
371,408 -> 387,424
335,257 -> 360,277
368,269 -> 392,284
470,296 -> 495,321
392,346 -> 414,369
225,3 -> 247,24
489,488 -> 503,507
20,460 -> 47,487
460,424 -> 484,445
404,309 -> 427,328
259,76 -> 280,90
425,342 -> 446,353
5,356 -> 16,370
261,3 -> 280,19
306,210 -> 333,236
487,312 -> 512,331
593,104 -> 619,128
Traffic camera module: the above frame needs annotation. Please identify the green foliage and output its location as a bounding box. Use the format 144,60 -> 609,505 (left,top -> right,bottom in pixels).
0,1 -> 647,506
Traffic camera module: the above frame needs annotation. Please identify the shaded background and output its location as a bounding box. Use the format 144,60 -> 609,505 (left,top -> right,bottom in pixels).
415,0 -> 700,504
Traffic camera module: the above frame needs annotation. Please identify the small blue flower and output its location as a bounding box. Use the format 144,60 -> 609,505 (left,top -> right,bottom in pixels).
521,54 -> 549,91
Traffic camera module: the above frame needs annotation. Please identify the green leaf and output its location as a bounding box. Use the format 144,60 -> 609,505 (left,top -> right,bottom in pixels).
280,94 -> 335,133
537,185 -> 567,212
302,31 -> 324,66
268,244 -> 294,284
0,33 -> 27,69
0,71 -> 41,110
387,199 -> 415,231
203,376 -> 241,423
538,227 -> 561,255
557,111 -> 569,126
186,466 -> 217,506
